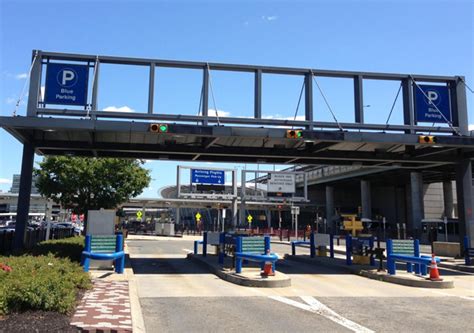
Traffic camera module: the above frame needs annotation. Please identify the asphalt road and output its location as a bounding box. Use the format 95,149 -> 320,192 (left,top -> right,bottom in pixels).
127,236 -> 474,333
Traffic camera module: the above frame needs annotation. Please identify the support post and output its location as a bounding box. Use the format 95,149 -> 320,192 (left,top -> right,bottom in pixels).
402,78 -> 415,134
443,180 -> 454,219
202,66 -> 209,126
147,63 -> 155,114
231,169 -> 238,230
13,143 -> 35,251
326,186 -> 334,233
203,232 -> 208,257
27,50 -> 42,117
354,75 -> 364,123
345,234 -> 352,265
305,72 -> 313,130
254,69 -> 262,119
310,232 -> 315,258
409,172 -> 424,234
456,159 -> 474,244
360,180 -> 372,220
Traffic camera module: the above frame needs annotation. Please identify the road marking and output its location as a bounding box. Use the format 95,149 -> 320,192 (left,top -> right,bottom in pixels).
182,248 -> 193,253
269,296 -> 374,333
300,296 -> 374,333
429,290 -> 474,301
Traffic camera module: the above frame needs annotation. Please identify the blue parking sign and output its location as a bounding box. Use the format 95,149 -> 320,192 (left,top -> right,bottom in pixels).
414,85 -> 451,123
44,63 -> 89,106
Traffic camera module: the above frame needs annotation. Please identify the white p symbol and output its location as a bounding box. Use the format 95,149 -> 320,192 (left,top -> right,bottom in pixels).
427,90 -> 438,105
61,70 -> 75,86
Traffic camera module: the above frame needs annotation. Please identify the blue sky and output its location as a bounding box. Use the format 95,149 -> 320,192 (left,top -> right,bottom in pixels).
0,0 -> 473,196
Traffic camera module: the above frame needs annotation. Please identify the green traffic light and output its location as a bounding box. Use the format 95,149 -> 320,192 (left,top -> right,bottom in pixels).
159,124 -> 168,132
296,131 -> 302,138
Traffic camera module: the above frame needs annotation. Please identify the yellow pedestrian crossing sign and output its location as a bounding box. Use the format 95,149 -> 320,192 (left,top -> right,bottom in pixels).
195,212 -> 202,221
247,214 -> 253,223
136,211 -> 143,220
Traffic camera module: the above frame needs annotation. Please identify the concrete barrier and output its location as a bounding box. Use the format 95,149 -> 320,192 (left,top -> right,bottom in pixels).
433,241 -> 460,257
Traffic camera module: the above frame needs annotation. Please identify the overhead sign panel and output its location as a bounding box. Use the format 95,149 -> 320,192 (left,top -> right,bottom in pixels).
191,169 -> 225,185
44,63 -> 89,106
267,173 -> 295,193
414,85 -> 451,123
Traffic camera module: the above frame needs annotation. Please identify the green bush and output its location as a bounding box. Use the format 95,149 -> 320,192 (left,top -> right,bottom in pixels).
29,236 -> 85,262
0,254 -> 91,315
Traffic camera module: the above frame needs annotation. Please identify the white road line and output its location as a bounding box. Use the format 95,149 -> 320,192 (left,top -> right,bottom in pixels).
182,248 -> 193,253
300,296 -> 374,333
269,296 -> 374,333
429,290 -> 474,301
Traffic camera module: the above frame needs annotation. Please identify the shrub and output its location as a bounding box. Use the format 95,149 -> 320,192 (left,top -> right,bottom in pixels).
0,254 -> 91,315
29,236 -> 85,262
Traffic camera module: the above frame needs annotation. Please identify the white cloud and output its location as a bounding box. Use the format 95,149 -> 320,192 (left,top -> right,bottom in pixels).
469,124 -> 474,131
262,15 -> 278,21
5,97 -> 16,105
15,73 -> 28,80
199,108 -> 230,117
263,114 -> 305,121
103,105 -> 135,112
0,178 -> 12,184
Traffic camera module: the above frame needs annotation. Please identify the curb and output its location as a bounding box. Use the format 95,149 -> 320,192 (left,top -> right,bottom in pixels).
438,262 -> 474,273
285,255 -> 454,289
187,253 -> 291,288
124,244 -> 146,333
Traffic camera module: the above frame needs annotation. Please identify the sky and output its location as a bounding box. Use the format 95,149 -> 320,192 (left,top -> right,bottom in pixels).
0,0 -> 473,197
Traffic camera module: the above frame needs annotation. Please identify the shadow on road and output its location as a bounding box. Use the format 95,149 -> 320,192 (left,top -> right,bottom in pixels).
130,257 -> 209,274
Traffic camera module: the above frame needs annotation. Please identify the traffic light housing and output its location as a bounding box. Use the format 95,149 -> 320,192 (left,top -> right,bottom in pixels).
150,123 -> 169,133
419,135 -> 437,144
286,129 -> 303,139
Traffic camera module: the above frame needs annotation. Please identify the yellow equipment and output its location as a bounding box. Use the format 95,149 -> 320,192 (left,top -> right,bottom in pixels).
342,214 -> 364,236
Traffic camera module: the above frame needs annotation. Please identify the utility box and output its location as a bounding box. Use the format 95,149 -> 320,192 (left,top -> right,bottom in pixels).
155,222 -> 175,236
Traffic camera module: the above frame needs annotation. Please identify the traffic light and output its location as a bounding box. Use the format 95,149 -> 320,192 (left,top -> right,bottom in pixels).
286,129 -> 303,139
419,135 -> 437,144
150,123 -> 169,133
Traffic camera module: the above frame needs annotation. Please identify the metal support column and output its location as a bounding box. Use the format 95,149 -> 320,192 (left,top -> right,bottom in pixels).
202,67 -> 209,126
402,78 -> 415,134
147,63 -> 155,114
442,180 -> 454,219
266,209 -> 271,229
254,69 -> 262,119
305,72 -> 313,130
456,159 -> 474,243
354,75 -> 364,123
231,169 -> 238,229
409,172 -> 424,234
326,186 -> 335,233
27,51 -> 42,117
361,180 -> 371,219
175,207 -> 180,225
14,143 -> 35,250
450,76 -> 469,134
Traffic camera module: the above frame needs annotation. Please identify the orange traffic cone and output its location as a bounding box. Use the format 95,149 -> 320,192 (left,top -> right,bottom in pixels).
261,261 -> 275,277
261,249 -> 275,277
429,254 -> 443,281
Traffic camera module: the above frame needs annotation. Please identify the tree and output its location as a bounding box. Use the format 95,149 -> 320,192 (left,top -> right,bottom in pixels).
34,156 -> 151,232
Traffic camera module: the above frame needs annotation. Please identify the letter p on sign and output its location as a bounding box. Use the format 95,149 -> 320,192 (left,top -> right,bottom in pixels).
62,70 -> 75,85
427,90 -> 438,105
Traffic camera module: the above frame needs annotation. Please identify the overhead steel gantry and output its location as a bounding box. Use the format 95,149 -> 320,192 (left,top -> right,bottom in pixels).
0,50 -> 473,249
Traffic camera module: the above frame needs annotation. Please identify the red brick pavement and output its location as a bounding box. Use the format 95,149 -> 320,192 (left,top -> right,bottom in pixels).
71,280 -> 132,332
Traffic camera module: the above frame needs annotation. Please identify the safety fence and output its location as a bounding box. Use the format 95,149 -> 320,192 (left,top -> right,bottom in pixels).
0,228 -> 75,253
